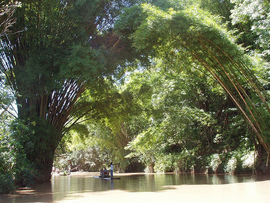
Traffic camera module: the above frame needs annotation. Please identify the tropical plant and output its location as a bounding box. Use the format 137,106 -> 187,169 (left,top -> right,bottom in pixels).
0,0 -> 139,182
115,3 -> 270,160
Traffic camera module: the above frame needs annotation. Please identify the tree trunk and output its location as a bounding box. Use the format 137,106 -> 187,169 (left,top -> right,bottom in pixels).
255,147 -> 270,175
16,117 -> 62,183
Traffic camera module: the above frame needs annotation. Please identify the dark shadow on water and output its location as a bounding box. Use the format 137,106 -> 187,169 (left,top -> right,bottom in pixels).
1,173 -> 270,203
0,182 -> 53,203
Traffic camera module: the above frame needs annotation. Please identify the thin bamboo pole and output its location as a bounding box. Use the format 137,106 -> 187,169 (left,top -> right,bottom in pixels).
179,39 -> 270,153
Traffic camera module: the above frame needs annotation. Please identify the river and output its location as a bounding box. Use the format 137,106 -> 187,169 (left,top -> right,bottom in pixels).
1,172 -> 270,203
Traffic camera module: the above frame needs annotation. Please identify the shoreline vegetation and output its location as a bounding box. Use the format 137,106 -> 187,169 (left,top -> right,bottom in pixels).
1,0 -> 270,196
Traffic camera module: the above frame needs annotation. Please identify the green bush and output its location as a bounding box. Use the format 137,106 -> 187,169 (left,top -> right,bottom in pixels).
15,167 -> 35,187
0,173 -> 15,194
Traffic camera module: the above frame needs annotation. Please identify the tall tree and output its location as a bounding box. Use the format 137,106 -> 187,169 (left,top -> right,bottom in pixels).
115,3 -> 270,166
0,0 -> 135,182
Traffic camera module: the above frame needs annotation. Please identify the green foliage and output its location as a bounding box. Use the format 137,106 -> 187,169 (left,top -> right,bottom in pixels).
0,0 -> 141,184
0,116 -> 37,193
57,78 -> 143,171
230,0 -> 270,60
0,173 -> 15,194
121,36 -> 260,172
1,0 -> 270,186
51,0 -> 270,176
207,148 -> 256,174
117,2 -> 270,153
200,0 -> 232,22
209,154 -> 222,173
0,133 -> 16,194
0,80 -> 16,193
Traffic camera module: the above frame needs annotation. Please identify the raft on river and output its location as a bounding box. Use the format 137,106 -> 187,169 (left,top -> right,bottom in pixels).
94,175 -> 121,180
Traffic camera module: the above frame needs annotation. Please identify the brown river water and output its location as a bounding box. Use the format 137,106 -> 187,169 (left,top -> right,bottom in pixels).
1,172 -> 270,203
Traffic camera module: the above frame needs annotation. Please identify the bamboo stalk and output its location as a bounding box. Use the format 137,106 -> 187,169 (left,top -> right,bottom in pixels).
194,36 -> 270,152
180,39 -> 270,153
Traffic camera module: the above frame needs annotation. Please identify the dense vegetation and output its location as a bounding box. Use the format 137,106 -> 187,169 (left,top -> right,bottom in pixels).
1,0 -> 270,194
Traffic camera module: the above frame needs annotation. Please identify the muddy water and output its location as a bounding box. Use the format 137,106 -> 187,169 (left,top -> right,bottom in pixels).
1,172 -> 270,203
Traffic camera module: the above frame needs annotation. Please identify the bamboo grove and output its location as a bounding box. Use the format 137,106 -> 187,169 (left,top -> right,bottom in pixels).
1,0 -> 270,191
0,0 -> 136,182
115,3 -> 270,156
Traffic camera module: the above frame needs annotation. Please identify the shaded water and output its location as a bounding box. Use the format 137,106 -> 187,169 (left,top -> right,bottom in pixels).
0,172 -> 267,202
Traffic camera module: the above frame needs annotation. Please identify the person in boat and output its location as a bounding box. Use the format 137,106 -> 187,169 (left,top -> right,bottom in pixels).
100,167 -> 109,177
100,168 -> 104,177
103,167 -> 109,177
110,162 -> 113,178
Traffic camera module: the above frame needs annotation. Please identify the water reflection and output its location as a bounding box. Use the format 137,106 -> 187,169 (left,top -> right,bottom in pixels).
0,173 -> 260,202
0,181 -> 54,203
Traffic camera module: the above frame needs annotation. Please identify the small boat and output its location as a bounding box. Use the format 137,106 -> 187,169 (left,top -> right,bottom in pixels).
94,175 -> 121,180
